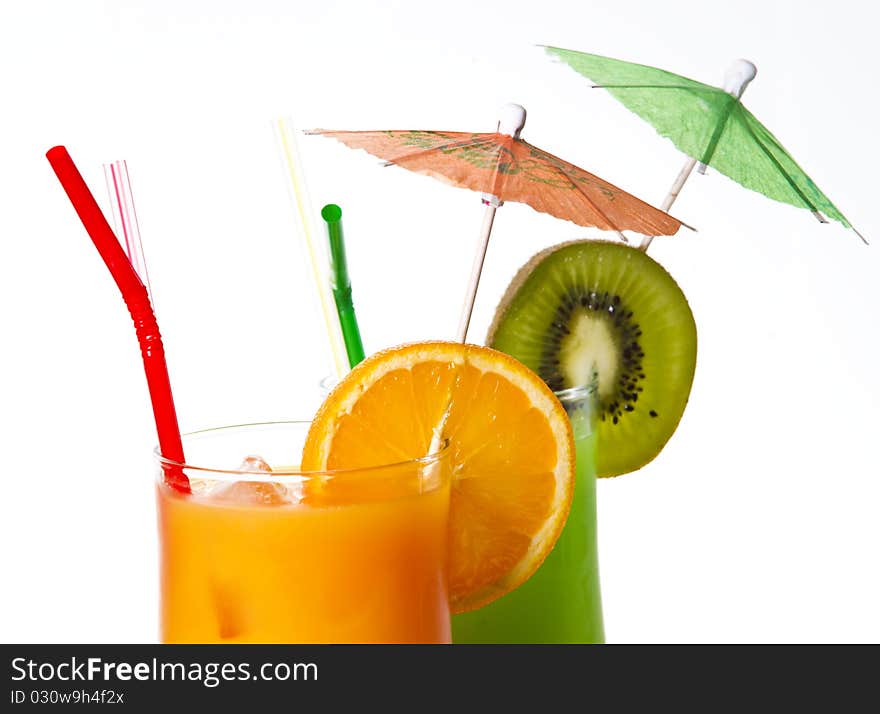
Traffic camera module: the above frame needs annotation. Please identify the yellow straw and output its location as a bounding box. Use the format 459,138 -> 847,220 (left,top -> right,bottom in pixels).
274,117 -> 348,380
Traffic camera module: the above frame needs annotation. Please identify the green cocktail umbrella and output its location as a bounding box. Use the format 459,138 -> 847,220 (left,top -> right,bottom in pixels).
544,46 -> 866,249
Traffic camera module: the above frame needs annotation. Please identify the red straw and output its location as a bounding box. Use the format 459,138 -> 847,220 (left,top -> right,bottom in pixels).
46,146 -> 190,493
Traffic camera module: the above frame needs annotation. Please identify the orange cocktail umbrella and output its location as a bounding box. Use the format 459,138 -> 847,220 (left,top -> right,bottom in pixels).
310,104 -> 689,341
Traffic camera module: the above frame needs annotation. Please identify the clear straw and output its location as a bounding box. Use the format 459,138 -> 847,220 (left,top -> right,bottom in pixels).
103,160 -> 153,304
274,118 -> 348,380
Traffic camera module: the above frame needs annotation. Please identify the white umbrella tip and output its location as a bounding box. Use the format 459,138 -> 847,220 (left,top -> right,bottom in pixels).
498,103 -> 527,138
723,60 -> 757,98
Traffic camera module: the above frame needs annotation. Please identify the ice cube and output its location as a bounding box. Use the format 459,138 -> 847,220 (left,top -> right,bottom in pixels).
238,455 -> 273,473
209,455 -> 293,506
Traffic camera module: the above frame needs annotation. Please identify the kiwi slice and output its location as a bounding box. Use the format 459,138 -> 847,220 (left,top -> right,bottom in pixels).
487,240 -> 696,477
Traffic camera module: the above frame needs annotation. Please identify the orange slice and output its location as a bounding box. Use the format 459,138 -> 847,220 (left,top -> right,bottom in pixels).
301,341 -> 575,614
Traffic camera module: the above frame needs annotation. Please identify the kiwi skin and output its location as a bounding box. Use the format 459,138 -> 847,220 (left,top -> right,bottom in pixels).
487,239 -> 587,342
487,239 -> 697,478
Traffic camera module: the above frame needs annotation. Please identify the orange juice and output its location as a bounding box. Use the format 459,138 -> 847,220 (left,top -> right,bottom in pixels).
155,422 -> 451,644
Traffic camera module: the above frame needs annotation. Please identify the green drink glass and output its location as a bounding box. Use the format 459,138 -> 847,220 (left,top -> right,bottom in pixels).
452,382 -> 604,643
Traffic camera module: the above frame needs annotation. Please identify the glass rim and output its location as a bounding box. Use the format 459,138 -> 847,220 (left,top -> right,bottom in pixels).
154,420 -> 451,483
553,379 -> 598,404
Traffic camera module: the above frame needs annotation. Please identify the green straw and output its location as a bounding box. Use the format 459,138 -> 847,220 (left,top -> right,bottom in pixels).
321,204 -> 365,368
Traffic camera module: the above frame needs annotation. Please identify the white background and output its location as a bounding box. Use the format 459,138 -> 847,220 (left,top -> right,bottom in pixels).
1,0 -> 878,643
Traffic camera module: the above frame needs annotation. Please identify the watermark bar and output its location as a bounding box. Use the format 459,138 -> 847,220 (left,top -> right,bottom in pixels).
3,645 -> 873,707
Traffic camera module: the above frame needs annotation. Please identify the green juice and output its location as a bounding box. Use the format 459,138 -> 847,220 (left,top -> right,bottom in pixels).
452,387 -> 604,643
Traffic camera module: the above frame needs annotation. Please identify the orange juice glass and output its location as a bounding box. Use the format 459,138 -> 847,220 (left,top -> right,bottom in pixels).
156,421 -> 451,643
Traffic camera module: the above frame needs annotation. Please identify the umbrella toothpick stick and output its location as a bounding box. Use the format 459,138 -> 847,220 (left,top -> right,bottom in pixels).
661,157 -> 698,213
456,199 -> 499,342
455,104 -> 527,343
639,60 -> 757,252
638,156 -> 698,252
